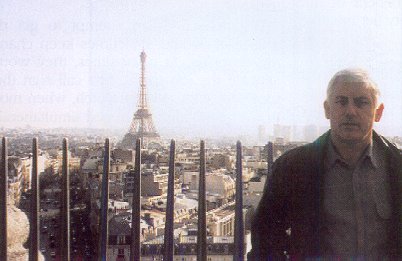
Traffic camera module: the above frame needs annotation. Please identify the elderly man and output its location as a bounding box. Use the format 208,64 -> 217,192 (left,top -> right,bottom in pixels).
248,69 -> 401,259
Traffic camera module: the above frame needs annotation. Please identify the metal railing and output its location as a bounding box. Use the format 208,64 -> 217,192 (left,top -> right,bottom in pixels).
0,137 -> 246,260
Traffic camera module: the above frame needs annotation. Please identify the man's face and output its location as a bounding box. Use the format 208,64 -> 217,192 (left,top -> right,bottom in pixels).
324,83 -> 384,145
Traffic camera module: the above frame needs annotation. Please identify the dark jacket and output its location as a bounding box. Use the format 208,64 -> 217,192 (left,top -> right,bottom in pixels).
248,131 -> 402,260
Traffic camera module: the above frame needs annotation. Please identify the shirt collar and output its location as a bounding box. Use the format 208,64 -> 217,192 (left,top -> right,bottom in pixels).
325,140 -> 379,169
368,139 -> 380,168
326,140 -> 346,169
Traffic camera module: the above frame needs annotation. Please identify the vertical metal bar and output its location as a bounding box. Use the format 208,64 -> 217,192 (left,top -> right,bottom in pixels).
60,138 -> 70,261
0,137 -> 8,260
234,141 -> 244,261
99,138 -> 110,261
267,142 -> 273,177
29,138 -> 39,261
163,139 -> 175,261
197,140 -> 207,261
130,139 -> 141,261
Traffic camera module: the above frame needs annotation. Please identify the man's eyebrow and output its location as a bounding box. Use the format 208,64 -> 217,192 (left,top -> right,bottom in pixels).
353,96 -> 370,101
335,96 -> 348,100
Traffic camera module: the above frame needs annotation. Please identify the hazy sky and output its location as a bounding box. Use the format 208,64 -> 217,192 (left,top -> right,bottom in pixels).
1,0 -> 401,138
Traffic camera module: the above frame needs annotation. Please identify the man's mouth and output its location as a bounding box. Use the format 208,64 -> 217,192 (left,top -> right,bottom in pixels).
341,122 -> 359,128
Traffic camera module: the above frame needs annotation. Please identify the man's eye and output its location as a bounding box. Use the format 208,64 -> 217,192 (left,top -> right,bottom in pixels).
336,100 -> 347,106
355,100 -> 370,108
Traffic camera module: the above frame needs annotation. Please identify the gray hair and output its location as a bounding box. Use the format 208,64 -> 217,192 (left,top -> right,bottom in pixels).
326,68 -> 381,105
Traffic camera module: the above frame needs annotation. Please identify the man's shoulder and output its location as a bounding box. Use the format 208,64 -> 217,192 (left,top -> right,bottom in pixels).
275,131 -> 330,168
373,131 -> 402,163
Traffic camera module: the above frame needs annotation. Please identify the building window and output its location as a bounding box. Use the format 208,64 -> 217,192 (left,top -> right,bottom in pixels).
118,248 -> 124,256
118,235 -> 126,244
224,245 -> 229,254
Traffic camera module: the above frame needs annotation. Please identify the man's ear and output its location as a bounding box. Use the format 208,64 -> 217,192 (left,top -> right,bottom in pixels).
324,100 -> 330,119
374,103 -> 384,122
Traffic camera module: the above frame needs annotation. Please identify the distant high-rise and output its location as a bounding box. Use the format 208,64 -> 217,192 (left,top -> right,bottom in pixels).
120,51 -> 160,149
273,124 -> 292,142
257,125 -> 266,145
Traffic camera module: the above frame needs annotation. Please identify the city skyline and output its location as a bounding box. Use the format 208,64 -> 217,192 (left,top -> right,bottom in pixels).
1,0 -> 401,138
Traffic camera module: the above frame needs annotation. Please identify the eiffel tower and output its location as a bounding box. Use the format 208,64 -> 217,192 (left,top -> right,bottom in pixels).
120,51 -> 160,149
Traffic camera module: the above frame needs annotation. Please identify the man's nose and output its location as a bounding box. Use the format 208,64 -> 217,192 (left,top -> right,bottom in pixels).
345,103 -> 357,116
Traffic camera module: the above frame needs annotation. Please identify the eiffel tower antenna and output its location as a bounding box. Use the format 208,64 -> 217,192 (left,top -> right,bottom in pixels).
120,51 -> 160,149
139,50 -> 148,109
